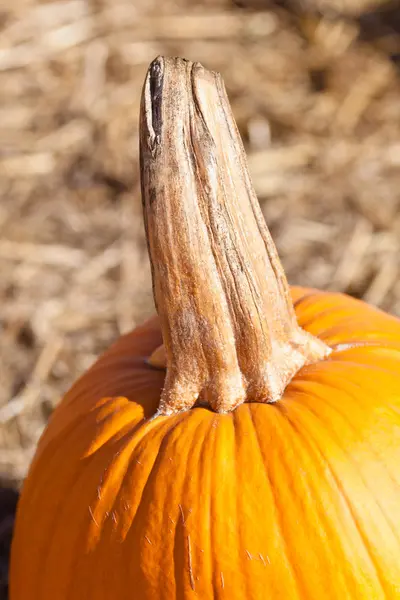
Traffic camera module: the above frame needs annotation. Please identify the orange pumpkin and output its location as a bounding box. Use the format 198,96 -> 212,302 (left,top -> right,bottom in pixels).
10,57 -> 400,600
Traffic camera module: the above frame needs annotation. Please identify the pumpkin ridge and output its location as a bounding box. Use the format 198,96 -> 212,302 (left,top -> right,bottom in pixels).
247,405 -> 306,599
22,399 -> 110,503
292,289 -> 322,310
60,368 -> 162,417
295,373 -> 400,501
292,355 -> 400,393
330,341 -> 400,353
122,410 -> 196,597
274,399 -> 363,597
115,415 -> 190,598
170,412 -> 215,598
11,417 -> 90,599
47,397 -> 143,459
288,382 -> 400,565
190,412 -> 221,599
84,408 -> 147,458
230,409 -> 250,600
282,401 -> 389,598
61,424 -> 149,599
97,413 -> 178,503
302,362 -> 400,410
209,412 -> 240,598
36,445 -> 117,599
298,306 -> 359,332
330,348 -> 400,373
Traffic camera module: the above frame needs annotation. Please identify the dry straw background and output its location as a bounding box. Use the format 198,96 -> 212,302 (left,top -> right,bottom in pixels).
0,0 -> 400,594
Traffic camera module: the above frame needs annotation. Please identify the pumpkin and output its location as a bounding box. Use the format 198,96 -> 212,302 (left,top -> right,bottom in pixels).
10,57 -> 400,600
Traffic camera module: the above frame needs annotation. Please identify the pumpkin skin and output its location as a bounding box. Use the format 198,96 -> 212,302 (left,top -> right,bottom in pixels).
10,287 -> 400,600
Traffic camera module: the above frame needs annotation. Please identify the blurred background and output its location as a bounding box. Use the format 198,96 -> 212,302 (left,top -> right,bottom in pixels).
0,0 -> 399,594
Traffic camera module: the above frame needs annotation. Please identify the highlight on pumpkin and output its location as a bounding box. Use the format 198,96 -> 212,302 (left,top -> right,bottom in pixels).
9,56 -> 400,600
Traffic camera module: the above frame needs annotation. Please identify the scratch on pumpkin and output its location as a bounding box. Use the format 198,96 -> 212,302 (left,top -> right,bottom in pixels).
144,535 -> 152,545
179,504 -> 192,527
259,552 -> 270,566
88,506 -> 99,527
220,571 -> 224,589
179,504 -> 186,526
187,534 -> 195,591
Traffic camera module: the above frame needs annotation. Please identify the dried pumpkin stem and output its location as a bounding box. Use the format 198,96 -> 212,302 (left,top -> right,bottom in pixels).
140,56 -> 330,415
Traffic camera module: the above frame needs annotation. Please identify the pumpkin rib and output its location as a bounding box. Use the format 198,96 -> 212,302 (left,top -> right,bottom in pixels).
177,411 -> 221,599
82,406 -> 146,459
288,389 -> 400,596
298,305 -> 350,332
306,361 -> 400,413
319,326 -> 400,347
247,405 -> 306,600
271,400 -> 367,599
293,356 -> 400,395
283,400 -> 391,599
59,367 -> 162,419
208,413 -> 230,599
44,428 -> 126,598
292,289 -> 322,310
69,414 -> 184,600
294,293 -> 400,343
230,410 -> 251,600
294,290 -> 381,320
57,358 -> 141,411
330,340 -> 400,354
284,402 -> 374,600
20,407 -> 175,597
299,373 -> 400,502
110,418 -> 188,600
12,440 -> 79,599
145,412 -> 202,598
21,399 -> 114,504
121,415 -> 188,598
330,346 -> 400,372
231,408 -> 271,599
40,397 -> 143,461
56,384 -> 147,428
86,414 -> 174,532
204,414 -> 224,598
36,447 -> 115,600
170,413 -> 214,599
62,431 -> 141,600
285,401 -> 369,599
303,316 -> 398,344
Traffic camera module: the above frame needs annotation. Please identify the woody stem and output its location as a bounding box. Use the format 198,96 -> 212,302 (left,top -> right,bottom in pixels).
140,56 -> 330,415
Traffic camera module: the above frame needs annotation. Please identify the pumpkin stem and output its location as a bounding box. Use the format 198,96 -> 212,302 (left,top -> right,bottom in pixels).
140,56 -> 330,415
